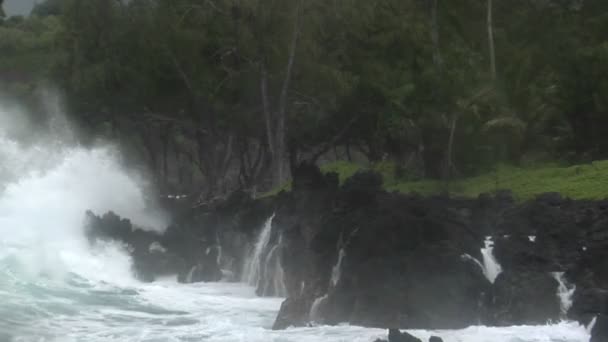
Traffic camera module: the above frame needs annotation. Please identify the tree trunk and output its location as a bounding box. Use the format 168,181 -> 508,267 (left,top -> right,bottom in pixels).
273,0 -> 302,186
238,139 -> 267,192
487,0 -> 496,80
430,0 -> 443,68
429,0 -> 452,185
161,125 -> 170,191
260,63 -> 273,155
346,143 -> 352,162
444,113 -> 459,186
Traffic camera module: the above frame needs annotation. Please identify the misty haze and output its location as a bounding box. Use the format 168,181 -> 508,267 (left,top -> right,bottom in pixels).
0,1 -> 606,342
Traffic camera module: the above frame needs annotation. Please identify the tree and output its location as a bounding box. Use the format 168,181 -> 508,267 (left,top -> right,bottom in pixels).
31,0 -> 65,17
1,0 -> 604,196
487,0 -> 496,81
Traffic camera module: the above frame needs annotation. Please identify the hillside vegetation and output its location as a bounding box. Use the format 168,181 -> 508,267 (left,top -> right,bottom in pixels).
1,1 -> 608,199
319,160 -> 608,201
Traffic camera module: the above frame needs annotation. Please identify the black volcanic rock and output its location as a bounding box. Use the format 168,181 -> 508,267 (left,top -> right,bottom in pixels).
273,165 -> 493,330
273,297 -> 311,330
84,190 -> 274,283
271,165 -> 608,330
570,288 -> 608,323
85,210 -> 187,282
388,329 -> 421,342
488,271 -> 560,325
84,161 -> 608,332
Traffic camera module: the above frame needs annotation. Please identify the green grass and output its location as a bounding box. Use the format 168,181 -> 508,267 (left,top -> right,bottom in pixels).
319,160 -> 608,201
259,181 -> 292,198
261,159 -> 608,201
320,160 -> 363,184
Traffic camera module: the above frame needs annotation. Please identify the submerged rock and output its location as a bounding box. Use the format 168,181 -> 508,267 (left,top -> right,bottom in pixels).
273,297 -> 310,330
371,329 -> 423,342
388,329 -> 422,342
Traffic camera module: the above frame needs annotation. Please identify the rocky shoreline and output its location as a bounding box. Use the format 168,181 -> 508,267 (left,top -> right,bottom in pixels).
85,164 -> 608,341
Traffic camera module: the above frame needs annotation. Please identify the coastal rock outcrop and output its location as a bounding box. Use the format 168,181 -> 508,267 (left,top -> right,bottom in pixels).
85,162 -> 608,332
84,190 -> 274,283
591,314 -> 608,342
267,164 -> 608,330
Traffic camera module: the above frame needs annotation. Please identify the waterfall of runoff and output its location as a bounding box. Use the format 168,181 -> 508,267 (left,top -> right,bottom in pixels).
553,272 -> 576,316
241,213 -> 286,297
461,236 -> 503,284
480,236 -> 503,283
309,248 -> 346,323
0,99 -> 592,341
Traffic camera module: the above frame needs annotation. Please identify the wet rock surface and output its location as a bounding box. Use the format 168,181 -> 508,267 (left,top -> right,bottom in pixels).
270,165 -> 608,330
591,314 -> 608,342
85,163 -> 608,331
84,190 -> 274,283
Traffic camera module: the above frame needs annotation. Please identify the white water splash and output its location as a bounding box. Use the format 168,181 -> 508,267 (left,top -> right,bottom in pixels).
331,248 -> 346,287
0,103 -> 167,287
552,272 -> 576,316
481,237 -> 502,283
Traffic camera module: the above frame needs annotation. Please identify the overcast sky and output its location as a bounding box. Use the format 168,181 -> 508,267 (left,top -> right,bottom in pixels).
4,0 -> 36,16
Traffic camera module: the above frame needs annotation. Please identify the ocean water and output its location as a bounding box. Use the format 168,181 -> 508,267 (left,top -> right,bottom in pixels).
0,102 -> 591,342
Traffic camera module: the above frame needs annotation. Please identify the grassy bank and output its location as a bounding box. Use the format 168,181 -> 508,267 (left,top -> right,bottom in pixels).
319,160 -> 608,201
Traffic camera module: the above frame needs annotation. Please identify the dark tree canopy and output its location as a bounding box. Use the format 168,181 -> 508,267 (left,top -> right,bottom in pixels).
31,0 -> 64,17
1,0 -> 607,197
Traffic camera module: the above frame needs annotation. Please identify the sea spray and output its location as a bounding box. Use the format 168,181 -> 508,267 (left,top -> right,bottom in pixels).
0,105 -> 165,279
0,98 -> 168,338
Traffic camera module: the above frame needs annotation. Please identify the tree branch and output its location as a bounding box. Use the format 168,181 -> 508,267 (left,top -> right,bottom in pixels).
260,62 -> 274,154
277,0 -> 303,120
310,114 -> 361,163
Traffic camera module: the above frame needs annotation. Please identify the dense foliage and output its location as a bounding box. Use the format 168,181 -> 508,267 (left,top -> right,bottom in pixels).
1,0 -> 607,198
